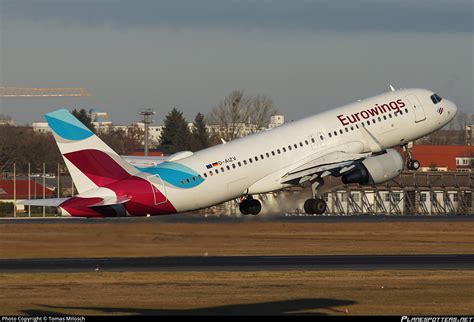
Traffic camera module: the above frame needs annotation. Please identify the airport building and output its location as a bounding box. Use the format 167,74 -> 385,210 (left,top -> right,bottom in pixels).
0,179 -> 54,212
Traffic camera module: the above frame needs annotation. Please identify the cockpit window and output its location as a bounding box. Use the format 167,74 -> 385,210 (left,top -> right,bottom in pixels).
431,94 -> 442,104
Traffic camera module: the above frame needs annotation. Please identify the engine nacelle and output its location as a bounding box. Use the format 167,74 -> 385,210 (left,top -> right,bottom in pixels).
342,149 -> 404,185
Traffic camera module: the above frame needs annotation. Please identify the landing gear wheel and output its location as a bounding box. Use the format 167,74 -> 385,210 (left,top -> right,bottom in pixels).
239,197 -> 262,215
304,198 -> 327,215
247,199 -> 262,215
239,202 -> 250,215
407,159 -> 420,171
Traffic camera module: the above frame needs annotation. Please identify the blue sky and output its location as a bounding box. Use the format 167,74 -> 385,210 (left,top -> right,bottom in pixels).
1,0 -> 472,124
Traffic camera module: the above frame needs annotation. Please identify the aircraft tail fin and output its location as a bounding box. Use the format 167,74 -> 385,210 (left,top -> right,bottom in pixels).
45,108 -> 139,193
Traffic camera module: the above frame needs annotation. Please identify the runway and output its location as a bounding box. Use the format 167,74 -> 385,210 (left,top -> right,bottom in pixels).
1,214 -> 473,224
1,254 -> 473,272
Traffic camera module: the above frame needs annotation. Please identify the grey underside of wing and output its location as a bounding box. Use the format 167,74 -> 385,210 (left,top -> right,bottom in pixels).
281,151 -> 369,184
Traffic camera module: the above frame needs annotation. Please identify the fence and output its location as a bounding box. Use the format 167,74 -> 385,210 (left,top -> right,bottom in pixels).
0,163 -> 74,217
1,164 -> 473,217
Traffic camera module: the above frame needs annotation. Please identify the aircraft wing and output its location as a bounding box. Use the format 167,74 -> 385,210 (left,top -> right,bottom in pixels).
16,198 -> 69,207
281,150 -> 370,184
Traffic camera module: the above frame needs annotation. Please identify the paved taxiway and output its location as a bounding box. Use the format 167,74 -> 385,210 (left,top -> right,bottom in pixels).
1,254 -> 473,272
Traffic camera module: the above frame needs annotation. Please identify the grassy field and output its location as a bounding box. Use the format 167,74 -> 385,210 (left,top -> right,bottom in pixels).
1,270 -> 473,315
0,220 -> 473,259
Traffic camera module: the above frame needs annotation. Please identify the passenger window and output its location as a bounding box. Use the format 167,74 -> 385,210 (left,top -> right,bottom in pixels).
243,160 -> 247,165
378,117 -> 381,122
283,147 -> 286,152
400,110 -> 403,115
311,138 -> 315,143
226,165 -> 230,170
383,115 -> 387,120
405,108 -> 408,113
232,164 -> 236,169
186,178 -> 190,183
209,171 -> 213,176
294,144 -> 298,149
389,114 -> 392,118
328,133 -> 332,138
204,173 -> 208,178
266,152 -> 270,157
339,129 -> 343,134
305,140 -> 309,145
238,162 -> 242,167
215,169 -> 219,174
288,146 -> 292,151
180,180 -> 184,185
192,177 -> 196,181
271,151 -> 275,156
249,158 -> 253,163
299,142 -> 303,147
220,167 -> 224,173
345,128 -> 349,132
277,149 -> 281,154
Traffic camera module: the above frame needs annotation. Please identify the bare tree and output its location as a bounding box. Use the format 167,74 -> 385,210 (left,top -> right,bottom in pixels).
250,94 -> 277,130
207,90 -> 277,141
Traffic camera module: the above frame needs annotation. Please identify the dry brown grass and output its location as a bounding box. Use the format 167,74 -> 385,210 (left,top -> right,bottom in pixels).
0,221 -> 473,259
1,270 -> 473,315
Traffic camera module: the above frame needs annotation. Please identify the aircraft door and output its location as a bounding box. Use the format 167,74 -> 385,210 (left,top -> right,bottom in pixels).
148,175 -> 167,205
406,94 -> 426,123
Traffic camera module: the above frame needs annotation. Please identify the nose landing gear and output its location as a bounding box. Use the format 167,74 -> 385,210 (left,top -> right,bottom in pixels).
239,196 -> 262,215
403,143 -> 420,171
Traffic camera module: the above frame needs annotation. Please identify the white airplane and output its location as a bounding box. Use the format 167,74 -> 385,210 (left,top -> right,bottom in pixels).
21,88 -> 457,217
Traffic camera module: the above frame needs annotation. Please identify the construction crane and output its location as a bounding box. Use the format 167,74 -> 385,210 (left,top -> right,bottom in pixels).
0,86 -> 90,97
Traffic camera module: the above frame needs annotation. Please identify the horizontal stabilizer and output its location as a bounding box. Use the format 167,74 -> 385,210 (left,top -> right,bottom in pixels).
16,198 -> 69,207
88,195 -> 130,208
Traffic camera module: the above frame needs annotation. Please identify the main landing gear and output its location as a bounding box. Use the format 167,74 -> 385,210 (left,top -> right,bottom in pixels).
303,178 -> 327,215
403,143 -> 420,171
304,198 -> 327,215
239,196 -> 262,215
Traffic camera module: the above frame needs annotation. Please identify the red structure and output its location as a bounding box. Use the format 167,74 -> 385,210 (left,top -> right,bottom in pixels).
0,180 -> 54,199
407,145 -> 474,171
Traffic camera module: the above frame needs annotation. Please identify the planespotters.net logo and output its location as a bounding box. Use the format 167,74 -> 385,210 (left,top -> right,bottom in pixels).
401,317 -> 474,322
337,99 -> 406,126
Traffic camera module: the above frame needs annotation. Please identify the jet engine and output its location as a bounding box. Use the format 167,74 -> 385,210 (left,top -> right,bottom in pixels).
342,149 -> 404,185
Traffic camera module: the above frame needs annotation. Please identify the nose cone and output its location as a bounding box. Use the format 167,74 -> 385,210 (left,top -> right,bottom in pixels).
446,100 -> 458,120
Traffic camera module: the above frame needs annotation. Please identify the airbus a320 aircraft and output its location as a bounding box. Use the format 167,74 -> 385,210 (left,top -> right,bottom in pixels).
22,88 -> 457,217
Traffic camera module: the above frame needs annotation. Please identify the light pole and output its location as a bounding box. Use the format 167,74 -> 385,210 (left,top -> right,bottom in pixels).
140,109 -> 155,156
